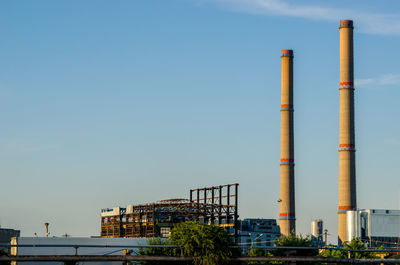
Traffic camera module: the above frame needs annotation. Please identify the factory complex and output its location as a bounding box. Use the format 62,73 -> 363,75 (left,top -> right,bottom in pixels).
101,184 -> 239,239
100,183 -> 282,249
2,20 -> 400,264
96,19 -> 399,247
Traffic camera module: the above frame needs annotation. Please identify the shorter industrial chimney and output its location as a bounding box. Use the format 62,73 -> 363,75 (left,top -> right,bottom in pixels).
279,49 -> 295,236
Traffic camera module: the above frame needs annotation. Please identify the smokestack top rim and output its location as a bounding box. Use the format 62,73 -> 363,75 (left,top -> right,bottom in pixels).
281,49 -> 293,55
339,20 -> 354,29
340,20 -> 353,25
281,50 -> 294,57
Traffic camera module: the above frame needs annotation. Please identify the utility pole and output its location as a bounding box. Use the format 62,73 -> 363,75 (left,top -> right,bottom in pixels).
44,223 -> 50,237
324,229 -> 328,246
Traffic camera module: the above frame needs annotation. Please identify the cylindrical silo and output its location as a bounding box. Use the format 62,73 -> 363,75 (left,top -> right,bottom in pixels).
279,49 -> 295,236
311,219 -> 323,242
338,19 -> 357,245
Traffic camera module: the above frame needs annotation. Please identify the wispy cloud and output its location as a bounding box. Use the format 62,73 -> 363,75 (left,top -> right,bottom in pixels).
355,74 -> 400,87
195,0 -> 400,35
383,137 -> 400,146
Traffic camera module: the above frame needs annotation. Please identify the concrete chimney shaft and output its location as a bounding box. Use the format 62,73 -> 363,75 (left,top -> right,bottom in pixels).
338,20 -> 357,244
279,49 -> 295,236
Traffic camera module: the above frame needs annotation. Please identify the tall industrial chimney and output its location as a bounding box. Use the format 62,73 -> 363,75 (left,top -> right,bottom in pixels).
338,20 -> 356,244
279,49 -> 295,236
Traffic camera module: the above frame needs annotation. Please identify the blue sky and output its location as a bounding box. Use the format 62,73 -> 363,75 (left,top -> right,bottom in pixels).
0,0 -> 399,243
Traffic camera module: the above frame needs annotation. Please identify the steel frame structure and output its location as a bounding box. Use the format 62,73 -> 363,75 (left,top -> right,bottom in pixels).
100,183 -> 239,239
189,183 -> 239,238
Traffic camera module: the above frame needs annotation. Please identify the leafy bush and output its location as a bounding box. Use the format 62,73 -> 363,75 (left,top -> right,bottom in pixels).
169,221 -> 238,265
320,238 -> 384,259
246,233 -> 317,265
138,237 -> 178,265
273,233 -> 318,257
344,239 -> 377,259
138,221 -> 238,265
248,247 -> 267,257
248,248 -> 274,264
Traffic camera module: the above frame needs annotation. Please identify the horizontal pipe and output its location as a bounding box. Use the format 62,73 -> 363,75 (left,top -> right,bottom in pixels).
0,255 -> 192,262
0,244 -> 180,248
4,244 -> 400,253
0,255 -> 399,263
235,257 -> 397,264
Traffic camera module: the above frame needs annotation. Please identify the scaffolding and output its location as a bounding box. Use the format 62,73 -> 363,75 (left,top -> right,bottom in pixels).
100,183 -> 239,239
100,207 -> 125,238
190,184 -> 239,238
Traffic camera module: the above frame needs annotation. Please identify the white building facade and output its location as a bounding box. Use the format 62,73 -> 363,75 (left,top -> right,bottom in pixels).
346,209 -> 400,247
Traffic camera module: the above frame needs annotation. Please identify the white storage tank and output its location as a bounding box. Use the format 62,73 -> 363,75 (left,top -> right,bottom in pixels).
311,219 -> 323,241
346,210 -> 359,242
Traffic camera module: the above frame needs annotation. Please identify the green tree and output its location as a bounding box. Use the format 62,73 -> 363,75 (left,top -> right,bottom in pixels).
319,247 -> 347,259
246,233 -> 317,265
138,237 -> 178,265
344,239 -> 376,259
320,238 -> 382,259
169,221 -> 238,265
248,248 -> 274,265
273,232 -> 318,257
248,247 -> 267,257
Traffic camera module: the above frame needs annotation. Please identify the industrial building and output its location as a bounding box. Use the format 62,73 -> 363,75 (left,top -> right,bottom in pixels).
0,228 -> 20,245
346,209 -> 400,247
238,218 -> 280,253
101,184 -> 239,239
310,219 -> 324,245
0,228 -> 20,255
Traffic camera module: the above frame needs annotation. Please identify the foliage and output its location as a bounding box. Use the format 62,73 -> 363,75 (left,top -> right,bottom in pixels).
320,238 -> 384,259
272,232 -> 318,257
373,245 -> 388,259
169,221 -> 238,265
138,222 -> 238,265
246,233 -> 317,265
138,237 -> 178,265
248,248 -> 274,264
319,247 -> 347,259
345,239 -> 376,259
248,247 -> 267,257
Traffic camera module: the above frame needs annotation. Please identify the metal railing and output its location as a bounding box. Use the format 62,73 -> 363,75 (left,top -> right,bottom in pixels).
1,243 -> 400,263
